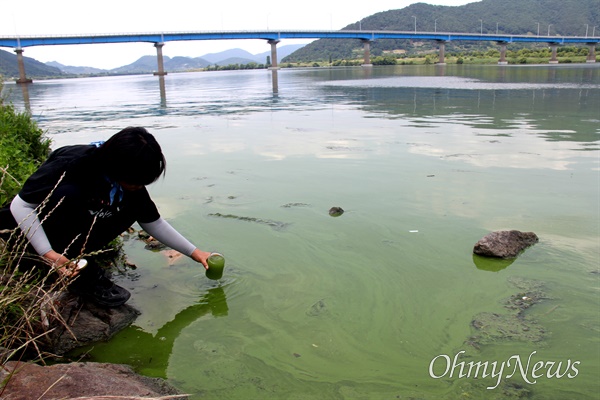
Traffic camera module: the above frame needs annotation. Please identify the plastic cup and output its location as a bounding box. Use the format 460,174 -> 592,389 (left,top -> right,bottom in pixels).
206,253 -> 225,280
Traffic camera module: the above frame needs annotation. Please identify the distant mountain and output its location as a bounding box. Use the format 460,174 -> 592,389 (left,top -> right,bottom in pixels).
110,55 -> 163,74
46,61 -> 105,75
201,48 -> 258,64
284,0 -> 600,62
0,48 -> 64,79
0,44 -> 306,78
109,55 -> 210,74
172,56 -> 210,70
200,44 -> 305,65
255,44 -> 307,63
45,44 -> 305,75
215,57 -> 260,65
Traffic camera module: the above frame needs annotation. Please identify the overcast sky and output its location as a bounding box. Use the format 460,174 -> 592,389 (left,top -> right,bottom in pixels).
1,0 -> 475,69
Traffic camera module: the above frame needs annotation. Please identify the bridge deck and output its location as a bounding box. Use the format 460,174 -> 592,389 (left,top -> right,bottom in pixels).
1,30 -> 599,48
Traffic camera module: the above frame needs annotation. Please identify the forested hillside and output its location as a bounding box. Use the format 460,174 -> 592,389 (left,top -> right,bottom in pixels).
0,49 -> 63,79
284,0 -> 599,62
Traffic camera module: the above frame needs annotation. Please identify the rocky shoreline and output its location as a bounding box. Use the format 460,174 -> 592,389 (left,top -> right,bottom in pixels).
0,230 -> 188,399
0,361 -> 186,399
0,290 -> 187,399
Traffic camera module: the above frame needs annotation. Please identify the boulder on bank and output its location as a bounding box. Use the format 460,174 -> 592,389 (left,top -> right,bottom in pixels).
0,361 -> 186,400
473,230 -> 538,259
44,292 -> 139,355
3,295 -> 185,399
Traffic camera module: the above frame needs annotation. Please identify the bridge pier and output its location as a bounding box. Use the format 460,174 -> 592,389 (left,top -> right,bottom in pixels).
497,42 -> 508,65
158,75 -> 167,108
361,39 -> 373,67
549,44 -> 559,64
437,41 -> 446,64
271,69 -> 279,94
14,48 -> 32,84
153,42 -> 167,76
268,40 -> 280,69
586,43 -> 597,63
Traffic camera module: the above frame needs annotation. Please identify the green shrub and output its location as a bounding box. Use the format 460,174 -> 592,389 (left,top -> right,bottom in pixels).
372,56 -> 397,65
0,102 -> 51,206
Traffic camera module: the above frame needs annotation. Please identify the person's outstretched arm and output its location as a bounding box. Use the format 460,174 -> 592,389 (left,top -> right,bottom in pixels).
139,217 -> 210,269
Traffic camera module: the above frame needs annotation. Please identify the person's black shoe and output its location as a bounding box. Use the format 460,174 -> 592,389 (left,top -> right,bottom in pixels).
68,266 -> 131,307
89,281 -> 131,307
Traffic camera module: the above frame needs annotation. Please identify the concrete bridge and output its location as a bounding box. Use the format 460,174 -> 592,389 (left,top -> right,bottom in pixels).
1,30 -> 598,83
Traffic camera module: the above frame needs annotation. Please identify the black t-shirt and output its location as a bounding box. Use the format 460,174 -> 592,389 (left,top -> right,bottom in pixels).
18,144 -> 160,255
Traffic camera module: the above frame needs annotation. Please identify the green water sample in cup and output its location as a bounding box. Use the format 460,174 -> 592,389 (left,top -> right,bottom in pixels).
206,253 -> 225,280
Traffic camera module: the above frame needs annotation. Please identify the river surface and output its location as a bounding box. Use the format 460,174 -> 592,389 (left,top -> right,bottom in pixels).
3,64 -> 599,399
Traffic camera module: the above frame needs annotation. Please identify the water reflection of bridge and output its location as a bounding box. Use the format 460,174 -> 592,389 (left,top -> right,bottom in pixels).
1,30 -> 599,83
134,71 -> 277,107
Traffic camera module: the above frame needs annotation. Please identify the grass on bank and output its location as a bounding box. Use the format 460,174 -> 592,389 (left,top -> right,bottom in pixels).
192,53 -> 594,72
208,46 -> 596,70
279,54 -> 593,68
0,78 -> 128,365
0,236 -> 73,365
1,78 -> 65,367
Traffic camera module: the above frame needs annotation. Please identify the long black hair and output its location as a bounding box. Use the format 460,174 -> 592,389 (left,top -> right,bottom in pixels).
97,127 -> 166,185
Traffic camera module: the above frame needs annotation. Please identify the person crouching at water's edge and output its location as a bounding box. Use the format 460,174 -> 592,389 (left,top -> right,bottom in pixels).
4,127 -> 212,307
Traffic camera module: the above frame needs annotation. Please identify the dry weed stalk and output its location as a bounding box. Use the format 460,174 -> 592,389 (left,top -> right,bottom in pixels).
0,233 -> 71,365
0,170 -> 92,366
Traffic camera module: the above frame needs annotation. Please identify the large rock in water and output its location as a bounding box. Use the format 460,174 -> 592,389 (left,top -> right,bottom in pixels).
0,361 -> 186,399
473,230 -> 539,259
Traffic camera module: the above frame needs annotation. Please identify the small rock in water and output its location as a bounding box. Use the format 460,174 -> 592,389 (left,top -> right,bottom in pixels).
307,299 -> 327,317
473,230 -> 538,259
329,207 -> 344,217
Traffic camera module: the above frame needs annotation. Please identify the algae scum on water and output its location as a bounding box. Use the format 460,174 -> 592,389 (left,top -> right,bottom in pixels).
469,276 -> 549,348
8,64 -> 597,399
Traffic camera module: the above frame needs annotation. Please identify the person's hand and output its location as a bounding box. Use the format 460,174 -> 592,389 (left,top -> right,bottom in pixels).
190,248 -> 211,270
43,250 -> 81,278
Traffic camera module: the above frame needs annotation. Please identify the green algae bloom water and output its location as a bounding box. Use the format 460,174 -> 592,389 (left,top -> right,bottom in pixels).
13,65 -> 598,400
205,253 -> 225,280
